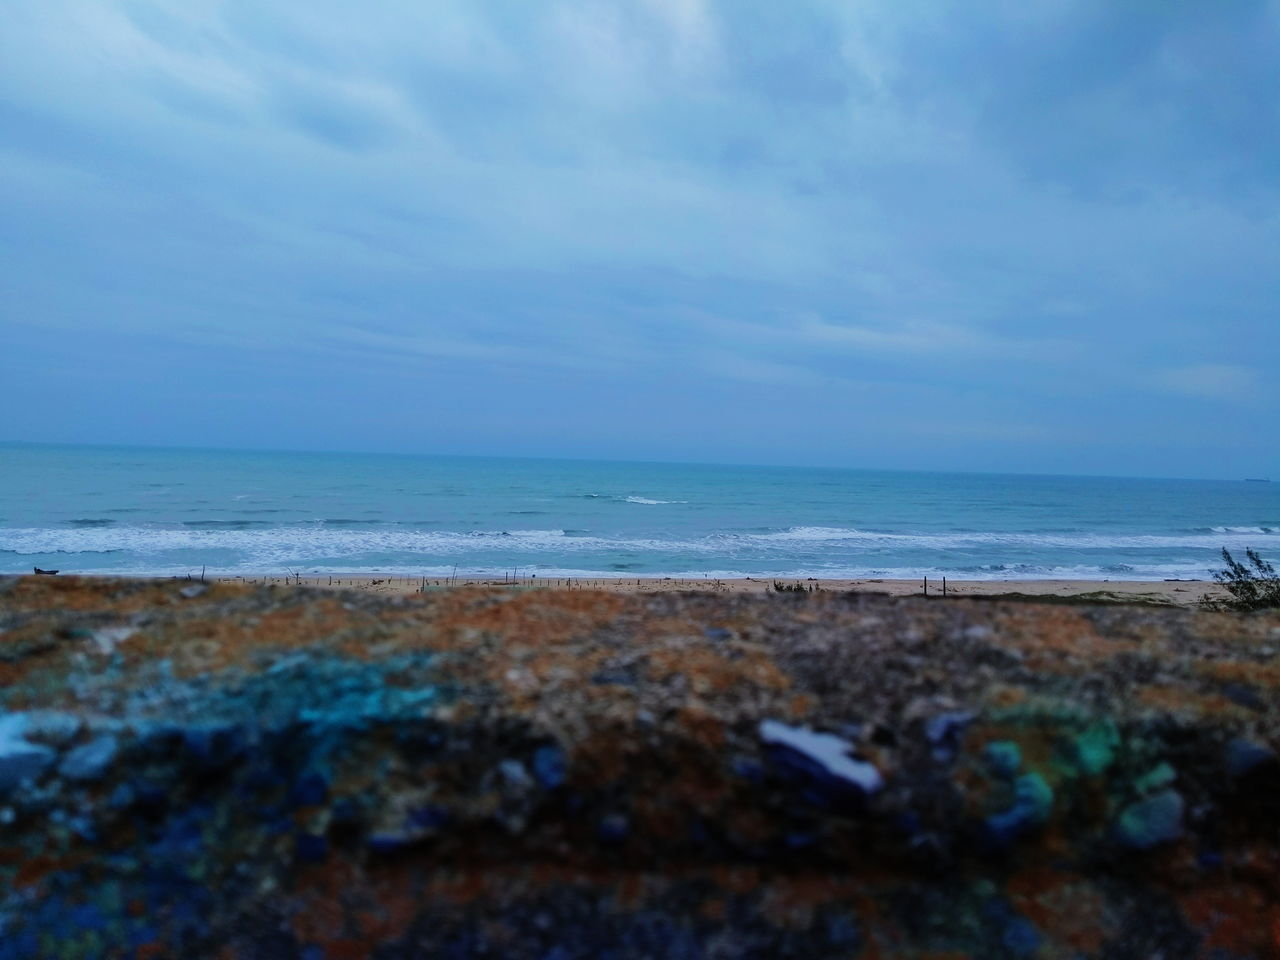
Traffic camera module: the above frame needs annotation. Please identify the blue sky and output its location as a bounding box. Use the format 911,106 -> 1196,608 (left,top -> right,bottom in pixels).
1,0 -> 1277,478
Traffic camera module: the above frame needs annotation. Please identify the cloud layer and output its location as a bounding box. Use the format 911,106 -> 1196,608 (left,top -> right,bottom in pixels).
1,0 -> 1277,477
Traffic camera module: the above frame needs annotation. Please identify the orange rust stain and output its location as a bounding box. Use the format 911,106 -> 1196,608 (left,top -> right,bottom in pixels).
13,855 -> 58,889
788,693 -> 814,718
116,598 -> 373,676
992,607 -> 1137,670
1136,685 -> 1244,719
571,730 -> 633,783
984,684 -> 1028,709
963,723 -> 1056,778
1190,610 -> 1279,646
634,616 -> 705,643
1007,869 -> 1111,954
1179,886 -> 1280,957
322,940 -> 371,960
436,589 -> 630,646
674,706 -> 726,749
5,576 -> 255,617
1198,659 -> 1280,690
644,645 -> 790,697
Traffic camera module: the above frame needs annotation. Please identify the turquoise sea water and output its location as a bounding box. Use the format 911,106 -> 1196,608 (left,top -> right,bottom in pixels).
1,443 -> 1277,580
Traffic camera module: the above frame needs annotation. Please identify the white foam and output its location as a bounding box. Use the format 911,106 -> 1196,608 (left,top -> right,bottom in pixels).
753,526 -> 868,541
624,497 -> 687,505
759,720 -> 883,793
2,522 -> 1276,561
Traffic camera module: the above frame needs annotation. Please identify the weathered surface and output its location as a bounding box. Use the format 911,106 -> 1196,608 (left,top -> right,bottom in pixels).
1,575 -> 1278,959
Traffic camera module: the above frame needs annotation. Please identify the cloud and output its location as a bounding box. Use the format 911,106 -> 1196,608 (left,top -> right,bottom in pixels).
0,0 -> 1276,476
1152,364 -> 1259,400
882,0 -> 1280,202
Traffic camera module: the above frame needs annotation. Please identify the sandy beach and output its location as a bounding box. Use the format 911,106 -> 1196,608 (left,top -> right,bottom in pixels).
205,573 -> 1226,605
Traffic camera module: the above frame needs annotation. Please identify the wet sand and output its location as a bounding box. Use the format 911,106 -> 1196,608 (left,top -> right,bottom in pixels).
207,573 -> 1225,605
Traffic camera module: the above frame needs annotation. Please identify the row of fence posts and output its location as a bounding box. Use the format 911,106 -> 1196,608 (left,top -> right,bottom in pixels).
210,573 -> 957,596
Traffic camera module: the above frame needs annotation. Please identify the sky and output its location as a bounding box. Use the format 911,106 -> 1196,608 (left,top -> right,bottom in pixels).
1,0 -> 1277,479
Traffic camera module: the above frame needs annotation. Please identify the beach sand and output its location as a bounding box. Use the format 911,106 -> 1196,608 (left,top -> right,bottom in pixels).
207,573 -> 1226,605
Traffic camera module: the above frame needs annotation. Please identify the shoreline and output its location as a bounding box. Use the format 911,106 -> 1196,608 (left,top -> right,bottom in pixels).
178,573 -> 1228,605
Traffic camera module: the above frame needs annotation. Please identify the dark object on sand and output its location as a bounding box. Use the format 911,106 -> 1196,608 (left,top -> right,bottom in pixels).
32,567 -> 58,575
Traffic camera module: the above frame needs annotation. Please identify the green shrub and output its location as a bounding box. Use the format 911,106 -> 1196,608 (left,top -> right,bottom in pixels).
772,581 -> 813,593
1203,548 -> 1280,611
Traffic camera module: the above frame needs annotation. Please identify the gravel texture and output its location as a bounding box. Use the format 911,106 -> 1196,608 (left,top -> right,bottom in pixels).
1,575 -> 1278,959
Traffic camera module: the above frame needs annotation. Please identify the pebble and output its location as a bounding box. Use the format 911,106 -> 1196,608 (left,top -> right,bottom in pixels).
1224,738 -> 1276,779
60,736 -> 120,782
532,745 -> 567,789
0,714 -> 57,793
984,773 -> 1054,848
925,711 -> 974,763
1069,721 -> 1118,776
1115,789 -> 1184,849
1133,762 -> 1176,796
983,741 -> 1022,778
499,759 -> 534,790
22,711 -> 82,746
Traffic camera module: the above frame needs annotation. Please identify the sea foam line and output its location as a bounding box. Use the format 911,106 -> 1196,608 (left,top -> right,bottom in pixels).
2,524 -> 1278,558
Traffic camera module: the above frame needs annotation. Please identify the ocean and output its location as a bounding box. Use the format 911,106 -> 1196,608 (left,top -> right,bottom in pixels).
1,443 -> 1276,581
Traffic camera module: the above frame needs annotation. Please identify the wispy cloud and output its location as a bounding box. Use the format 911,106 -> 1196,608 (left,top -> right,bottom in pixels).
0,0 -> 1276,475
1152,364 -> 1259,400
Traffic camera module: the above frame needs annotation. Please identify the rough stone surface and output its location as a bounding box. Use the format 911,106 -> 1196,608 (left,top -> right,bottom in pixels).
1,575 -> 1279,958
58,734 -> 120,782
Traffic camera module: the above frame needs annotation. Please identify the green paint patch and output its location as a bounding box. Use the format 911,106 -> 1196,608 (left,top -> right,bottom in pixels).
1065,721 -> 1119,776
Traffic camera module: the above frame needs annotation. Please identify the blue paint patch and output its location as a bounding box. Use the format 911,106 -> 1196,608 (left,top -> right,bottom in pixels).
983,740 -> 1022,778
1225,738 -> 1276,779
532,744 -> 567,789
1115,789 -> 1184,850
983,773 -> 1053,849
